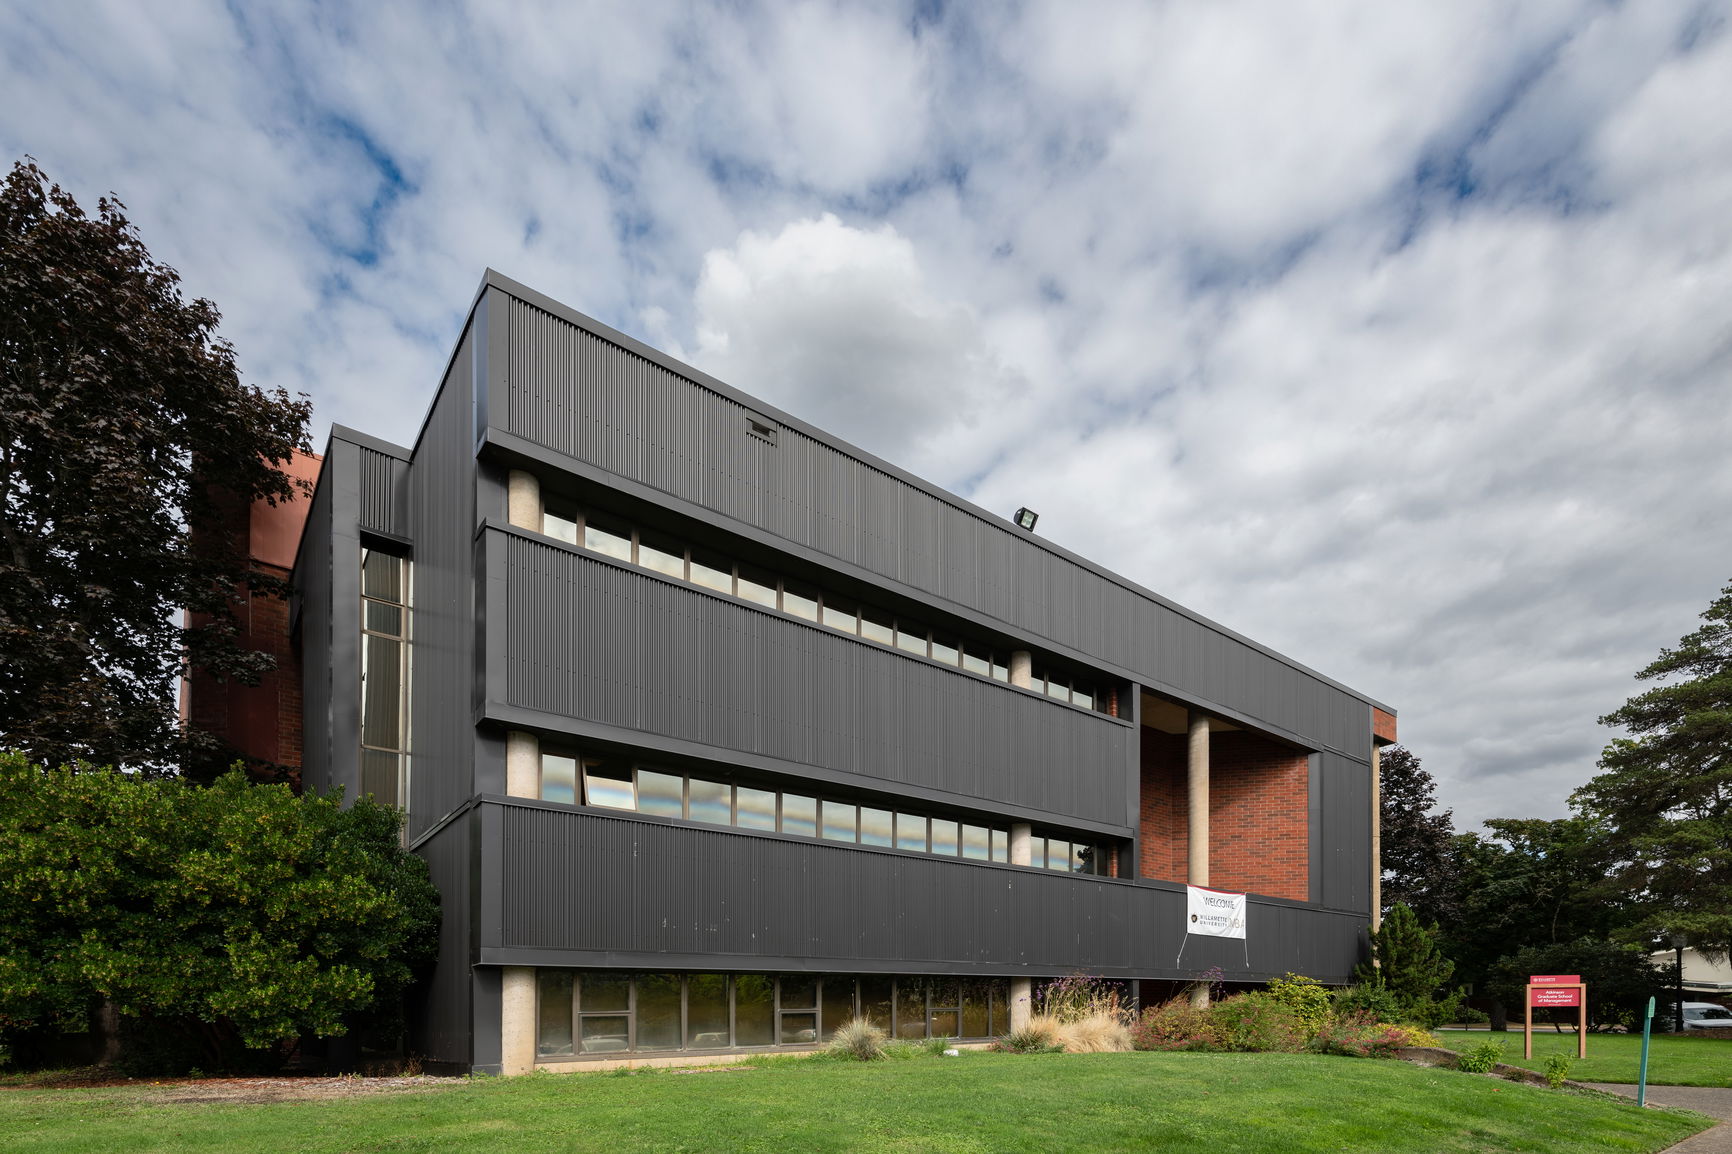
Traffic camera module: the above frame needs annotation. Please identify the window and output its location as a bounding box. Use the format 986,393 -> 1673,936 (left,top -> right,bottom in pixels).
360,548 -> 409,812
540,754 -> 578,805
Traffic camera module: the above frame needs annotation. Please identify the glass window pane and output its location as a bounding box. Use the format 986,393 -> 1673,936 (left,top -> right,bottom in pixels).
821,597 -> 858,633
537,970 -> 574,1057
689,552 -> 733,594
781,1012 -> 818,1045
688,778 -> 730,826
861,977 -> 894,1032
781,794 -> 817,838
1073,685 -> 1096,712
895,624 -> 929,657
895,979 -> 927,1039
1046,678 -> 1071,703
1069,842 -> 1088,873
361,550 -> 402,601
637,770 -> 684,818
636,974 -> 681,1051
821,801 -> 857,843
737,568 -> 778,608
365,600 -> 402,635
930,637 -> 960,667
736,786 -> 777,831
543,509 -> 579,545
1078,843 -> 1105,876
820,978 -> 856,1042
990,657 -> 1009,682
581,974 -> 632,1013
859,609 -> 894,645
687,974 -> 729,1049
991,830 -> 1010,864
540,754 -> 578,805
584,764 -> 636,810
780,975 -> 817,1008
930,977 -> 960,1011
990,980 -> 1010,1035
1046,840 -> 1071,872
961,647 -> 991,677
638,534 -> 685,579
734,975 -> 774,1046
782,583 -> 819,622
360,749 -> 399,805
361,634 -> 401,748
584,518 -> 633,562
929,1009 -> 959,1039
859,807 -> 893,848
961,979 -> 990,1040
895,814 -> 927,853
961,824 -> 990,861
579,1016 -> 630,1053
930,819 -> 959,857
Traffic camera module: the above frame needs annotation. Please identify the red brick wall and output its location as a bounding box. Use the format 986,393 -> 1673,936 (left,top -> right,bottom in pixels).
186,559 -> 303,782
1138,726 -> 1310,902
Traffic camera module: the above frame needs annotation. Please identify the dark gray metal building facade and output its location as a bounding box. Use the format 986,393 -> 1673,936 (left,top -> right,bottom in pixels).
295,270 -> 1392,1073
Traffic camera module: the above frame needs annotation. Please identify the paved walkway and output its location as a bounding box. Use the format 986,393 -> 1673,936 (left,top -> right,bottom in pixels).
1583,1084 -> 1732,1153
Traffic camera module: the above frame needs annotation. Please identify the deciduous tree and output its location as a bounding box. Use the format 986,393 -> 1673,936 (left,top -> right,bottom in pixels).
0,159 -> 310,775
1379,745 -> 1460,926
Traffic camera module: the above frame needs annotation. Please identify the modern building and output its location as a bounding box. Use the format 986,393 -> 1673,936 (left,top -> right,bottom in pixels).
207,270 -> 1396,1074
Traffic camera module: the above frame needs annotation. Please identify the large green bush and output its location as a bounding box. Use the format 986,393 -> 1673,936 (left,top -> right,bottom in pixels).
0,755 -> 439,1069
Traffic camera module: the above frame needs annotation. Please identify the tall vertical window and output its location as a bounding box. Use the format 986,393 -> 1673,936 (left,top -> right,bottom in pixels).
360,548 -> 410,810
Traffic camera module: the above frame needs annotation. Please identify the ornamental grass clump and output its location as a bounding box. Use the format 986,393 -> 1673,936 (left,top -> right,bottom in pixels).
826,1018 -> 887,1061
997,1017 -> 1064,1053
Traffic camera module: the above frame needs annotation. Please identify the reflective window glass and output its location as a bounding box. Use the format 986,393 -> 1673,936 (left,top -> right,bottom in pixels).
543,509 -> 579,545
584,764 -> 635,810
637,770 -> 684,818
359,749 -> 400,806
821,597 -> 858,633
687,974 -> 729,1049
360,635 -> 402,747
780,1012 -> 818,1045
859,609 -> 894,645
820,978 -> 856,1042
579,1016 -> 630,1054
537,970 -> 574,1056
821,801 -> 857,843
1078,843 -> 1106,876
990,657 -> 1009,682
736,786 -> 778,831
1068,842 -> 1088,873
783,583 -> 819,622
689,551 -> 733,594
688,778 -> 730,826
929,1009 -> 960,1038
960,979 -> 991,1040
961,647 -> 991,677
1073,685 -> 1096,711
991,829 -> 1010,864
930,819 -> 960,856
930,636 -> 960,667
636,973 -> 681,1051
540,754 -> 578,805
1045,840 -> 1071,871
735,976 -> 775,1046
859,807 -> 893,848
990,980 -> 1010,1035
580,974 -> 631,1013
895,979 -> 927,1039
895,623 -> 929,657
361,550 -> 402,601
860,977 -> 894,1033
1046,677 -> 1071,703
961,824 -> 991,861
584,518 -> 632,562
365,601 -> 402,635
737,568 -> 778,608
780,975 -> 818,1008
895,813 -> 927,852
781,794 -> 817,838
637,534 -> 685,579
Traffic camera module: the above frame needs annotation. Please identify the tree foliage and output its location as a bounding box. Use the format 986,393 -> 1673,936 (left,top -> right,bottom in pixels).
1573,577 -> 1732,952
1485,939 -> 1668,1033
0,753 -> 439,1068
1354,902 -> 1465,1028
0,159 -> 310,776
1379,745 -> 1460,926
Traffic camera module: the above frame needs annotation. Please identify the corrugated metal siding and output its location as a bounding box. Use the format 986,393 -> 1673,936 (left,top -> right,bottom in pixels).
412,813 -> 473,1067
357,446 -> 409,537
405,328 -> 480,840
496,295 -> 1378,758
296,474 -> 335,793
501,533 -> 1130,826
1316,750 -> 1372,912
490,803 -> 1364,982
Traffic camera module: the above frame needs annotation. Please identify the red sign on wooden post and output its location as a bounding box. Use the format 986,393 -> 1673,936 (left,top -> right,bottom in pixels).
1531,974 -> 1581,986
1532,987 -> 1582,1007
1524,975 -> 1588,1061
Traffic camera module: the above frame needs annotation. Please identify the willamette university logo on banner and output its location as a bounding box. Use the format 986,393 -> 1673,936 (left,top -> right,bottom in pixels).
1185,885 -> 1247,939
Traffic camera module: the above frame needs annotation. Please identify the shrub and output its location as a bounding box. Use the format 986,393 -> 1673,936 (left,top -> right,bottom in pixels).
1545,1053 -> 1573,1090
999,1016 -> 1064,1054
1053,1011 -> 1133,1053
1457,1039 -> 1504,1074
921,1035 -> 952,1055
1332,982 -> 1403,1023
1390,1024 -> 1442,1048
1265,974 -> 1331,1038
1131,997 -> 1224,1052
826,1018 -> 886,1061
1310,1011 -> 1407,1058
1210,993 -> 1304,1053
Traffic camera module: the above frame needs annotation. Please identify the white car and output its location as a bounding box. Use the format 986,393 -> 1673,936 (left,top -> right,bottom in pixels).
1660,1002 -> 1732,1031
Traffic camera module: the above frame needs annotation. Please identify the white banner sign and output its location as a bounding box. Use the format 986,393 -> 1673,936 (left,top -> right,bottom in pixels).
1185,885 -> 1247,939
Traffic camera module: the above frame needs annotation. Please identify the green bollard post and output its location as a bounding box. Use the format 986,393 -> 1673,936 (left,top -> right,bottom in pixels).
1638,996 -> 1655,1107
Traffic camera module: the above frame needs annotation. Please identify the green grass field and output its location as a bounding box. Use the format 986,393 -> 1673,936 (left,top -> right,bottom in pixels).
1439,1029 -> 1732,1086
0,1051 -> 1711,1154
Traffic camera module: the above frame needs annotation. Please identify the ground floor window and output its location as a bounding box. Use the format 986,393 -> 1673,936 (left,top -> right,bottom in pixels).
535,970 -> 1012,1059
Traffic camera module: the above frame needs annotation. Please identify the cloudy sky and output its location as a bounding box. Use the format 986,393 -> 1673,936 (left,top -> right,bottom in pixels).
5,0 -> 1729,831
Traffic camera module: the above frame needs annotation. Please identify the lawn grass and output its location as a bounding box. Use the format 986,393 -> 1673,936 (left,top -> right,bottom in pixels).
1438,1029 -> 1732,1086
0,1050 -> 1711,1154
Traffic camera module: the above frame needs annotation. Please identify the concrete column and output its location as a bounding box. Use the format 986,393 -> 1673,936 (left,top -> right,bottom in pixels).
1009,822 -> 1033,866
500,966 -> 537,1076
1370,743 -> 1383,933
1008,650 -> 1032,689
1186,712 -> 1210,888
1011,978 -> 1033,1031
507,468 -> 542,532
506,730 -> 540,798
